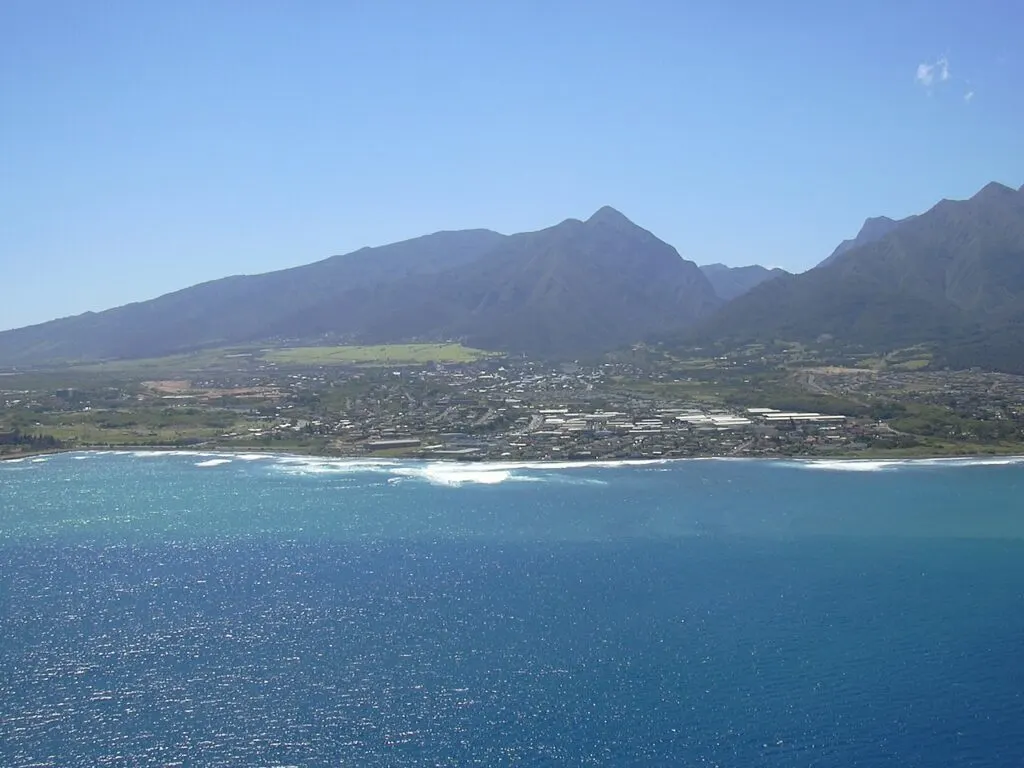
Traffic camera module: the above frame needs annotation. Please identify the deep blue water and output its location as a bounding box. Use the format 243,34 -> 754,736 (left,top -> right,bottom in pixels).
2,451 -> 1024,766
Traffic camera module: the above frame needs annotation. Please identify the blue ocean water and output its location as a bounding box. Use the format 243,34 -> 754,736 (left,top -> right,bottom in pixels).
2,452 -> 1024,766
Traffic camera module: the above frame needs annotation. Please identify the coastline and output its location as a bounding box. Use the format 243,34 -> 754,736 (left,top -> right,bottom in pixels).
0,447 -> 71,463
6,443 -> 1024,466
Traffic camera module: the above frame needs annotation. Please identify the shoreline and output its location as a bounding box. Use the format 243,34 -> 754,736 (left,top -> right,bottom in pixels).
6,444 -> 1024,466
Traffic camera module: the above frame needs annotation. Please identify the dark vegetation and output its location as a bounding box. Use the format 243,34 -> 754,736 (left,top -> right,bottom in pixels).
0,428 -> 62,454
884,403 -> 1021,442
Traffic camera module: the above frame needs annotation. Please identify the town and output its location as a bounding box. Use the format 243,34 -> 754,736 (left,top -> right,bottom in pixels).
4,343 -> 1024,462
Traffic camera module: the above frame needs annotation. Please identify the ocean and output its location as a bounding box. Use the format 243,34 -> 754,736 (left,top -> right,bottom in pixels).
2,451 -> 1024,766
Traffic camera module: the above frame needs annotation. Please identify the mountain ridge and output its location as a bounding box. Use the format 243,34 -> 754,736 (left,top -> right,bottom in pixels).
3,182 -> 1023,369
818,215 -> 912,268
692,180 -> 1024,370
0,208 -> 721,363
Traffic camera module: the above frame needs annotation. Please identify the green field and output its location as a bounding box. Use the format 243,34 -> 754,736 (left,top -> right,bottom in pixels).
57,342 -> 498,376
261,343 -> 497,365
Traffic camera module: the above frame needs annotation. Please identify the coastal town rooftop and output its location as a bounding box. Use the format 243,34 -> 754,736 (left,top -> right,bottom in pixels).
747,408 -> 847,422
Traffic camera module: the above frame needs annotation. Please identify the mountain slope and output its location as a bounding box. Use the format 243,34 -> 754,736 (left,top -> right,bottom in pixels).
693,182 -> 1024,367
699,263 -> 789,301
818,215 -> 913,268
435,207 -> 720,355
0,208 -> 720,363
264,207 -> 720,356
0,229 -> 507,364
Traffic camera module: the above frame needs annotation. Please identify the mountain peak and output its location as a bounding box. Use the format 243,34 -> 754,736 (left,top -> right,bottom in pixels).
818,215 -> 905,268
586,206 -> 634,227
972,181 -> 1017,201
700,182 -> 1024,373
862,215 -> 896,227
857,216 -> 900,239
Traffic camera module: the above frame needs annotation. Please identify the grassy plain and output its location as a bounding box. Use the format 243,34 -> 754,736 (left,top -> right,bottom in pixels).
62,343 -> 496,375
261,343 -> 495,366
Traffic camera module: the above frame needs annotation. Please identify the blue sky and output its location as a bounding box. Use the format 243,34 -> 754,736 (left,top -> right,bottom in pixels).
2,0 -> 1022,331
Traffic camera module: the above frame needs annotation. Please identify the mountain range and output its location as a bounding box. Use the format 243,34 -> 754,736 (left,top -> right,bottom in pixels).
0,207 -> 722,363
1,180 -> 1022,369
696,181 -> 1024,371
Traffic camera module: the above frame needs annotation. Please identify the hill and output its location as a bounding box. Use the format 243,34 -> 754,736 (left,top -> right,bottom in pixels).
699,263 -> 789,301
693,181 -> 1024,370
0,208 -> 719,364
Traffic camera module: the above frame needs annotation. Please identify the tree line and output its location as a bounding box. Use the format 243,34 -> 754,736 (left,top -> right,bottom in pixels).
0,428 -> 63,450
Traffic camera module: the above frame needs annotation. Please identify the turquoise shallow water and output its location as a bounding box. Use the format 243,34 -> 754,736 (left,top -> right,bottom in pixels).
2,451 -> 1024,765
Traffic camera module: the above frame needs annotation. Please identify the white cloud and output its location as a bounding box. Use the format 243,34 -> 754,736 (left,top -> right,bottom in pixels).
916,62 -> 935,87
916,57 -> 951,88
965,90 -> 975,102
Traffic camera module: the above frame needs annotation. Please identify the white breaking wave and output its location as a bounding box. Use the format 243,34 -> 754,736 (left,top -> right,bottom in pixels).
916,456 -> 1024,467
391,464 -> 517,487
133,450 -> 226,459
195,458 -> 233,467
271,458 -> 401,476
781,456 -> 1024,472
265,456 -> 629,487
20,450 -> 1024,484
486,458 -> 667,471
780,460 -> 902,472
